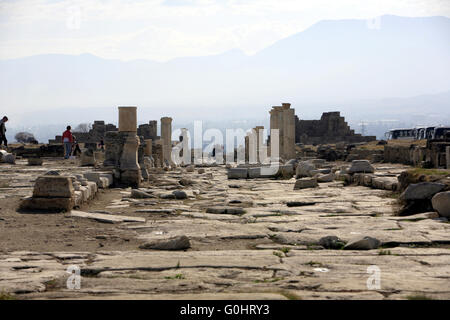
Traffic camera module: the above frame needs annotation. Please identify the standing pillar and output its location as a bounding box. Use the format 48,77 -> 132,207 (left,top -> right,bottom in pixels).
118,106 -> 141,187
161,117 -> 173,167
255,126 -> 264,163
282,103 -> 296,160
149,120 -> 157,139
144,139 -> 152,156
273,106 -> 283,159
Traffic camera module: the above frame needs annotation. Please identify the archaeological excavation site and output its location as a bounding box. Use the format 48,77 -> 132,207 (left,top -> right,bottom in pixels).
0,103 -> 449,302
1,3 -> 450,310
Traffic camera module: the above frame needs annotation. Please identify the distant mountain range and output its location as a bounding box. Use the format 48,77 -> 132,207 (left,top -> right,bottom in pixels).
1,15 -> 449,129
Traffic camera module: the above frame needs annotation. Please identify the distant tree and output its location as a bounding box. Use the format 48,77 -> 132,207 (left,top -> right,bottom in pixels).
74,123 -> 92,133
15,132 -> 38,144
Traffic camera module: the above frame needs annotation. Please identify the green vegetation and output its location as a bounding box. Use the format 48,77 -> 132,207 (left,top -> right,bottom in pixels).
279,291 -> 302,300
43,279 -> 61,291
273,251 -> 283,258
0,292 -> 16,300
378,250 -> 392,255
254,277 -> 284,283
280,247 -> 291,254
408,168 -> 450,177
304,261 -> 324,267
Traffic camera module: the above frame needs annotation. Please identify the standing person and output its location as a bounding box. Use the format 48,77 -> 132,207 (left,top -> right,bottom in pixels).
62,126 -> 73,159
0,116 -> 8,147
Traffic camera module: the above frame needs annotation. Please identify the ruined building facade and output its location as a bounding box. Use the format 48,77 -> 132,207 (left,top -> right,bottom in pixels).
295,112 -> 376,145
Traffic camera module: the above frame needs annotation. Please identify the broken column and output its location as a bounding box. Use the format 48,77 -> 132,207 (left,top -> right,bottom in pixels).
118,106 -> 141,187
161,117 -> 173,167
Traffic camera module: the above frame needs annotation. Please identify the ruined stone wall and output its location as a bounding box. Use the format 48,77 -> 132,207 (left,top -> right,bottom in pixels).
384,145 -> 413,165
295,112 -> 376,144
48,121 -> 118,144
137,120 -> 159,141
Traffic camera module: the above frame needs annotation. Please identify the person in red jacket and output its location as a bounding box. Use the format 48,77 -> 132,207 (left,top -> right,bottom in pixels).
62,126 -> 73,159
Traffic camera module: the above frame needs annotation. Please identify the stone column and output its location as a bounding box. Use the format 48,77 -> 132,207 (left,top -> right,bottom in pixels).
245,135 -> 250,163
281,103 -> 295,160
272,106 -> 283,159
144,139 -> 152,156
149,120 -> 157,139
161,117 -> 173,167
255,126 -> 264,163
118,106 -> 141,187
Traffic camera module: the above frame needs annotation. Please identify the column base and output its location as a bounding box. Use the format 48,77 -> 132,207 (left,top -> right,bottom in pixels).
120,169 -> 142,188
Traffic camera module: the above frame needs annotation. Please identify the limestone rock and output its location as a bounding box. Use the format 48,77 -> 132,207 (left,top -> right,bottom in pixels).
28,158 -> 43,166
318,236 -> 346,249
317,173 -> 335,183
186,165 -> 194,172
173,190 -> 188,200
139,236 -> 191,250
344,236 -> 380,250
80,150 -> 96,166
348,160 -> 374,174
160,193 -> 176,199
198,168 -> 205,174
32,176 -> 74,198
278,164 -> 294,179
400,182 -> 446,201
20,197 -> 74,212
228,168 -> 248,179
131,189 -> 154,199
179,178 -> 193,186
431,192 -> 450,218
294,178 -> 318,190
295,161 -> 316,178
3,153 -> 16,164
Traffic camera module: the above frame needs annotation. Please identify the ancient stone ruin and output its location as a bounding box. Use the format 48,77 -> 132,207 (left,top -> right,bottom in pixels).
295,111 -> 376,145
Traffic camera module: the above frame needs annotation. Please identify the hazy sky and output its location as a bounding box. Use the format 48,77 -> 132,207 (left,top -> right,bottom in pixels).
1,0 -> 449,61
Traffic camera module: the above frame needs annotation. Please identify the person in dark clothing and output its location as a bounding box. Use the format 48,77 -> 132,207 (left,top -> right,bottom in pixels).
0,116 -> 8,147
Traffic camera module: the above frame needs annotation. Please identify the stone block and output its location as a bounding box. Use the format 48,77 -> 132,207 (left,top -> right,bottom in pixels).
74,191 -> 83,206
87,181 -> 98,199
431,191 -> 450,218
32,176 -> 74,198
227,168 -> 248,179
28,158 -> 43,166
348,160 -> 375,174
294,178 -> 318,190
400,182 -> 446,201
20,197 -> 74,212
